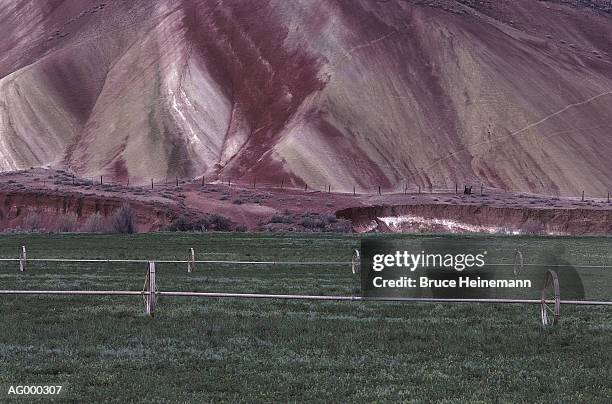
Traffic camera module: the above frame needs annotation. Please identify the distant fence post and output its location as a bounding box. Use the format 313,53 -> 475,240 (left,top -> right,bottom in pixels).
378,186 -> 381,196
404,184 -> 407,195
353,185 -> 356,196
253,178 -> 256,189
418,185 -> 421,194
228,179 -> 231,187
100,176 -> 103,185
328,185 -> 331,193
608,192 -> 610,203
187,248 -> 195,273
304,184 -> 308,192
582,191 -> 585,201
481,184 -> 483,196
176,177 -> 179,187
19,246 -> 26,272
72,174 -> 75,185
281,179 -> 284,191
201,176 -> 205,186
455,184 -> 458,194
144,262 -> 157,317
151,178 -> 154,190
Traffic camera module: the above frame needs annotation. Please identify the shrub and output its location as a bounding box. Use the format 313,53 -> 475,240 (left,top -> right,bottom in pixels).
110,205 -> 136,234
521,219 -> 545,235
166,215 -> 197,231
203,214 -> 231,231
167,214 -> 232,232
270,214 -> 294,224
322,214 -> 338,224
300,216 -> 325,230
24,212 -> 42,231
84,212 -> 106,233
57,213 -> 78,232
332,219 -> 353,233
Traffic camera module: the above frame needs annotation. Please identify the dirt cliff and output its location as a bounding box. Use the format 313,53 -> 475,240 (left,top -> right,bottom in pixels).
337,203 -> 612,235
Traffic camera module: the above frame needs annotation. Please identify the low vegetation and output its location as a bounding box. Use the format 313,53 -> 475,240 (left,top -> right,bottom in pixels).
263,211 -> 351,233
167,214 -> 233,232
0,233 -> 609,402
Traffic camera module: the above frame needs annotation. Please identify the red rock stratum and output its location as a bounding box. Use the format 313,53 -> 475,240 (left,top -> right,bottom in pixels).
1,0 -> 612,196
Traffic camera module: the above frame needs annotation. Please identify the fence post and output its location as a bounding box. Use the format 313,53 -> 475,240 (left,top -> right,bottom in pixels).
201,176 -> 205,186
187,248 -> 195,273
253,178 -> 256,189
151,178 -> 154,190
228,179 -> 231,187
127,177 -> 129,186
378,186 -> 381,196
304,184 -> 307,192
72,174 -> 75,185
100,176 -> 103,185
481,184 -> 483,196
404,184 -> 407,195
176,177 -> 179,187
455,184 -> 458,194
328,185 -> 331,193
144,262 -> 157,317
19,246 -> 26,272
608,192 -> 610,203
353,186 -> 356,196
582,191 -> 584,201
281,179 -> 284,191
418,185 -> 421,194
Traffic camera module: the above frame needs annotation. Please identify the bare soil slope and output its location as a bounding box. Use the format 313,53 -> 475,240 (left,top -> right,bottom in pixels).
0,169 -> 610,235
1,0 -> 612,196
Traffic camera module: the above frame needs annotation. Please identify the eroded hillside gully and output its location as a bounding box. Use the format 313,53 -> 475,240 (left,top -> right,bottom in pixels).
336,204 -> 612,235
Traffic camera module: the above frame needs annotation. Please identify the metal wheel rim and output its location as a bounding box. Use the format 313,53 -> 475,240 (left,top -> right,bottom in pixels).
540,269 -> 560,327
513,249 -> 523,277
351,249 -> 360,275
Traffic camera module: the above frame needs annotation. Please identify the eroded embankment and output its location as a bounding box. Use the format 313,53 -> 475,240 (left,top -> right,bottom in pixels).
0,191 -> 178,232
336,204 -> 612,235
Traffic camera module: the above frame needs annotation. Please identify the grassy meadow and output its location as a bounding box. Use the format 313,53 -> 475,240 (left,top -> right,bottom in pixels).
0,233 -> 610,402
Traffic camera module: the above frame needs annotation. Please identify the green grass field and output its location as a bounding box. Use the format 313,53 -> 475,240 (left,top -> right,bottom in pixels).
0,233 -> 610,402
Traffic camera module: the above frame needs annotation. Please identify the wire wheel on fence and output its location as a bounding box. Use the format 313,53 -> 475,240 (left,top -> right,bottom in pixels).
513,249 -> 524,277
540,269 -> 560,327
351,249 -> 361,275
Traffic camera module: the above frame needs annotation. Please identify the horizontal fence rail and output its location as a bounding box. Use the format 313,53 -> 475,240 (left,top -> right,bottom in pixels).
157,292 -> 612,306
1,246 -> 611,327
0,290 -> 145,296
1,290 -> 610,306
0,257 -> 610,268
0,258 -> 352,265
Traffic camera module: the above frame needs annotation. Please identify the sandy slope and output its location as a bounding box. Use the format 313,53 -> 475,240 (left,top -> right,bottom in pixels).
0,0 -> 611,196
